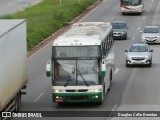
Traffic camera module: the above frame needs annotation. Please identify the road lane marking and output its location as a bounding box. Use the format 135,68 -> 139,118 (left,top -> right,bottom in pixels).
137,27 -> 140,30
108,104 -> 118,120
150,4 -> 152,7
111,17 -> 114,21
112,104 -> 117,111
114,68 -> 119,74
132,37 -> 135,40
79,5 -> 99,22
34,93 -> 44,103
143,16 -> 145,20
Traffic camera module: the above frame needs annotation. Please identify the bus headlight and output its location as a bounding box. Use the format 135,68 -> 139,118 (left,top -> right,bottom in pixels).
89,89 -> 101,92
53,89 -> 64,93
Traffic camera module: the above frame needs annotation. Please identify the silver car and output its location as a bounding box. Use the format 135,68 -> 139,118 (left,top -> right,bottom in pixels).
111,21 -> 128,40
141,26 -> 160,44
125,43 -> 153,67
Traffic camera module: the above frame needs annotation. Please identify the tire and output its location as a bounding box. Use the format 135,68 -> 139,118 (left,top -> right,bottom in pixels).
110,70 -> 112,82
126,61 -> 129,67
126,64 -> 129,67
148,63 -> 151,67
122,12 -> 125,15
148,60 -> 152,67
108,70 -> 112,92
148,62 -> 152,67
15,92 -> 21,112
108,87 -> 111,91
139,12 -> 142,15
125,34 -> 127,40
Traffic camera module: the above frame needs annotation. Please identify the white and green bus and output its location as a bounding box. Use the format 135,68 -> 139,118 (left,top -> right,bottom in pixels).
46,22 -> 114,105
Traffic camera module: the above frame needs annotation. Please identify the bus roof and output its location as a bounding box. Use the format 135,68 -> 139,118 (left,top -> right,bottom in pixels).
53,22 -> 112,46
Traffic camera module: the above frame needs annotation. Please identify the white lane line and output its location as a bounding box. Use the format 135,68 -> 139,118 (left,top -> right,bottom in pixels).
34,93 -> 44,103
137,27 -> 140,30
112,104 -> 117,111
143,16 -> 146,20
108,104 -> 117,120
111,17 -> 114,21
114,68 -> 119,74
79,5 -> 99,22
132,37 -> 135,40
150,4 -> 152,7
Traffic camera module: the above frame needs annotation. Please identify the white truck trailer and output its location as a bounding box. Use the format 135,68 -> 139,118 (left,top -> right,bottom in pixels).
0,19 -> 28,113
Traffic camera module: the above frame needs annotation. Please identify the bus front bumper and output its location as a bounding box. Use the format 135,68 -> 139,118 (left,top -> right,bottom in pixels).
52,92 -> 102,103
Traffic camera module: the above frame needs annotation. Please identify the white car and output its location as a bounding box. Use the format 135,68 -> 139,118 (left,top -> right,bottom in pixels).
141,26 -> 160,44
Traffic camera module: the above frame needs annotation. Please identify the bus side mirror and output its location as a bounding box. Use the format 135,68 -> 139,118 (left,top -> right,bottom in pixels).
101,60 -> 106,76
46,60 -> 52,77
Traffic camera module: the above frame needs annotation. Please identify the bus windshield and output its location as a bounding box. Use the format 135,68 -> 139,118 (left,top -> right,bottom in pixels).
53,60 -> 99,86
53,46 -> 100,59
121,0 -> 142,6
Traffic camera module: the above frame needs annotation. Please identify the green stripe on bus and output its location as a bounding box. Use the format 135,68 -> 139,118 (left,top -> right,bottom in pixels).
52,92 -> 102,103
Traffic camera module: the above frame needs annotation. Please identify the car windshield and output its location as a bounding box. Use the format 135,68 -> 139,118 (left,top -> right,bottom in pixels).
144,28 -> 159,33
52,60 -> 99,86
129,45 -> 148,52
121,0 -> 142,6
111,23 -> 126,29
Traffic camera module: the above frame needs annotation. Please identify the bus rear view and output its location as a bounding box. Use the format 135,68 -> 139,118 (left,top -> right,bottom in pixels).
120,0 -> 144,15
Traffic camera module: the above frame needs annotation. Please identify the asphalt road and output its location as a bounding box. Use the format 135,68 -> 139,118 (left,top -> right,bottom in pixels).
14,0 -> 160,120
0,0 -> 42,16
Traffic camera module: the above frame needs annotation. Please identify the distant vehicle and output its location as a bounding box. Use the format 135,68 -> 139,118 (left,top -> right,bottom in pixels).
0,20 -> 27,114
125,43 -> 153,67
46,22 -> 115,105
141,26 -> 160,44
120,0 -> 144,15
111,21 -> 128,40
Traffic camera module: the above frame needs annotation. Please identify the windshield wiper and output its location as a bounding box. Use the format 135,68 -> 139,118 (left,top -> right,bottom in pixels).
77,69 -> 89,87
64,76 -> 72,87
64,64 -> 76,87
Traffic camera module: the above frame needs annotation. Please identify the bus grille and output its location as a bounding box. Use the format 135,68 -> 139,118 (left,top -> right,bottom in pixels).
65,96 -> 88,101
65,89 -> 88,92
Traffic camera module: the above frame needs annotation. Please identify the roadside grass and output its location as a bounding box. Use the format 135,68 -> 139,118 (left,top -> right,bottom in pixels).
0,0 -> 97,51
